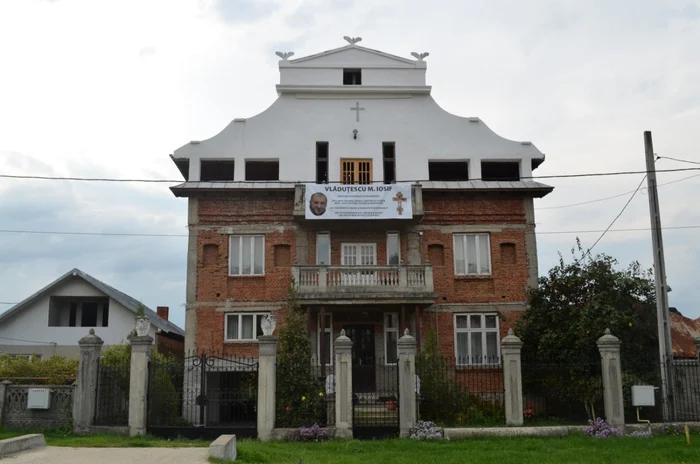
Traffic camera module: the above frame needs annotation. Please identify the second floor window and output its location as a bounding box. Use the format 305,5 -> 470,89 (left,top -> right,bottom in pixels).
453,233 -> 491,275
229,235 -> 265,275
341,159 -> 372,184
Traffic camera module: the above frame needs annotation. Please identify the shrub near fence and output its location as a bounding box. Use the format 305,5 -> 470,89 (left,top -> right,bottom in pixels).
521,359 -> 604,424
276,360 -> 335,428
416,355 -> 504,427
0,354 -> 78,385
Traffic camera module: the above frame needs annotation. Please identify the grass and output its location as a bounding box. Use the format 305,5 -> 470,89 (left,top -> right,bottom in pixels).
0,427 -> 210,448
222,434 -> 700,464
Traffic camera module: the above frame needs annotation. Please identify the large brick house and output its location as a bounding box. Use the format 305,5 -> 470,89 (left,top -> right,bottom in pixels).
169,38 -> 553,371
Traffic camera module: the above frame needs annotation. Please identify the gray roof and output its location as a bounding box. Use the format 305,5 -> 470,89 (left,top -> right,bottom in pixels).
170,180 -> 553,196
0,268 -> 184,336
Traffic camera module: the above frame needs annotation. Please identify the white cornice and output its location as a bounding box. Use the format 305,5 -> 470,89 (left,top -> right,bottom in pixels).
276,84 -> 431,96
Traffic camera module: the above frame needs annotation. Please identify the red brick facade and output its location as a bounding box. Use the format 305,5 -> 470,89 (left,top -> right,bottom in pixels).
191,190 -> 534,360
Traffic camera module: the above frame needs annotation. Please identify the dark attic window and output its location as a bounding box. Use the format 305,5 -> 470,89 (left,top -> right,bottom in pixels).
428,161 -> 469,181
343,68 -> 362,85
200,160 -> 234,181
316,142 -> 329,184
245,160 -> 279,181
481,161 -> 520,181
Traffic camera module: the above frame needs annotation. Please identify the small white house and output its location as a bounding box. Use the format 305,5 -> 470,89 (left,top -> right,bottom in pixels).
0,268 -> 184,358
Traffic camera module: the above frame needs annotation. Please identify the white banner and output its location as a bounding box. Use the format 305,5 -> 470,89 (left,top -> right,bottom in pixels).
305,183 -> 413,220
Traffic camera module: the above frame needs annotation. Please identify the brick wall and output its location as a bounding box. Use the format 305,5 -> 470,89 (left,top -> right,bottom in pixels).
192,191 -> 534,359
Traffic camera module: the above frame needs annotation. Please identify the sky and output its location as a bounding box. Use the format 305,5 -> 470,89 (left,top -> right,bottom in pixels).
1,0 -> 699,334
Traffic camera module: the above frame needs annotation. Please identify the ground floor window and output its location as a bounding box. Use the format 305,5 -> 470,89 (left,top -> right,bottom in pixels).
454,313 -> 499,365
225,313 -> 268,341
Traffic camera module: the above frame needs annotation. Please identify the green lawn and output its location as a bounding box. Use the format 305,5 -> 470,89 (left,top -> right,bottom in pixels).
2,428 -> 699,463
225,435 -> 699,464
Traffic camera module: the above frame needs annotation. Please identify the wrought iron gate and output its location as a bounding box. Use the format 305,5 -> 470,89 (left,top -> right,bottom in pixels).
147,352 -> 258,439
352,357 -> 400,439
94,359 -> 130,426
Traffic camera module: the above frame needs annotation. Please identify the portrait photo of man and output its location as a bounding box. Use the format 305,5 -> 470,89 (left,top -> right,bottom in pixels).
309,192 -> 328,216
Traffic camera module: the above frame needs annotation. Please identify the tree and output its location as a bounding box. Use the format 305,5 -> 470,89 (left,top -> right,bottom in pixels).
275,280 -> 326,427
516,241 -> 659,419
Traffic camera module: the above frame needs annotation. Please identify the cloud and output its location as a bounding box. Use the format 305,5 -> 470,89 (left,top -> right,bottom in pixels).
139,46 -> 156,57
208,0 -> 277,24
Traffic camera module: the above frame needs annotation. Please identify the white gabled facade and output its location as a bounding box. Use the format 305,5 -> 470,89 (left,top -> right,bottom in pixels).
172,39 -> 546,184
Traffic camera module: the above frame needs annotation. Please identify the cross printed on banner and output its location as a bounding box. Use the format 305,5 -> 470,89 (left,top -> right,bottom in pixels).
393,192 -> 407,215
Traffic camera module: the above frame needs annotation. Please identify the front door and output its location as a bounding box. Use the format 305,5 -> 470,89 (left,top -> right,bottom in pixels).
343,324 -> 376,393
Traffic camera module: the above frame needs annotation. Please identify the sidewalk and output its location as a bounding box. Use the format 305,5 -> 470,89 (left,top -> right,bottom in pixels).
5,446 -> 210,463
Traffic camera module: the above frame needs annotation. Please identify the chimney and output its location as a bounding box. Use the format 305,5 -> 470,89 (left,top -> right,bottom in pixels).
156,306 -> 169,321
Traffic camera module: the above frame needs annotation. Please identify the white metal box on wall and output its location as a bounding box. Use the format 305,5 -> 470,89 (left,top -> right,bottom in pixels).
631,385 -> 655,407
27,388 -> 51,409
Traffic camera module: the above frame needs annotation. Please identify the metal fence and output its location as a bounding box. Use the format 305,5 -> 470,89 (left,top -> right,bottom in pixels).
94,360 -> 130,426
148,352 -> 259,439
352,357 -> 399,439
2,385 -> 74,428
276,358 -> 335,428
416,355 -> 504,427
521,360 -> 603,425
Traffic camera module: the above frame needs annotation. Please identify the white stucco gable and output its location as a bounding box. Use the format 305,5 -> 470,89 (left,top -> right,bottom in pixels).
171,38 -> 549,189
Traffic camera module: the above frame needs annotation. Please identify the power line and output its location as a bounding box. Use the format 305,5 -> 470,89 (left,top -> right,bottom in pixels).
1,166 -> 700,184
536,173 -> 700,210
0,336 -> 56,345
0,302 -> 18,305
587,175 -> 647,253
0,229 -> 188,237
0,225 -> 698,238
658,156 -> 700,166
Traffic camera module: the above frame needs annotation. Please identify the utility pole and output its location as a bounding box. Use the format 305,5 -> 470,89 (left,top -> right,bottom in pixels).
644,130 -> 674,421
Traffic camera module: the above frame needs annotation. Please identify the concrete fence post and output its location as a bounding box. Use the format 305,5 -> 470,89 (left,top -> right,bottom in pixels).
334,330 -> 353,439
597,328 -> 625,431
397,329 -> 417,438
73,329 -> 103,434
501,328 -> 524,426
128,335 -> 153,436
257,335 -> 278,441
0,380 -> 11,424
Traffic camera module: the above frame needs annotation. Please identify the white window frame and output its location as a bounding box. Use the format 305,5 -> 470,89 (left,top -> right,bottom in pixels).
454,313 -> 500,366
384,312 -> 399,365
341,243 -> 377,266
224,313 -> 269,341
316,232 -> 331,266
453,233 -> 491,276
386,232 -> 400,265
229,235 -> 265,276
317,313 -> 333,365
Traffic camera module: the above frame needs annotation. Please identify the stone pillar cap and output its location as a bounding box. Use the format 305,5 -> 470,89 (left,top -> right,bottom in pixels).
335,329 -> 353,346
501,328 -> 523,345
596,328 -> 621,346
130,334 -> 154,345
398,328 -> 416,345
79,328 -> 104,346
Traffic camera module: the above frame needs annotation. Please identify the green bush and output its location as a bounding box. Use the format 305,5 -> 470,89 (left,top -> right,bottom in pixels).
417,331 -> 504,427
275,280 -> 327,427
0,354 -> 78,384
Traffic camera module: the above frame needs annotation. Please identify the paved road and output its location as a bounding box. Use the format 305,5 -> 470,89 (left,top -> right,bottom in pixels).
6,446 -> 210,463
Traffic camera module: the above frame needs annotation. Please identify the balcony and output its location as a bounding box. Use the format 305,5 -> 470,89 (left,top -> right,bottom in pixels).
291,265 -> 435,303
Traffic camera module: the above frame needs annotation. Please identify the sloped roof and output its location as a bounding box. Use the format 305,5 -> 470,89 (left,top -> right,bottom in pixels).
0,268 -> 184,336
671,310 -> 700,358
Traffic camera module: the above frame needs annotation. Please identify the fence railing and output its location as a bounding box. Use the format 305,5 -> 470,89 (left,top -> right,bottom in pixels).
93,360 -> 130,426
276,359 -> 335,428
416,355 -> 504,427
521,360 -> 604,425
2,384 -> 74,429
